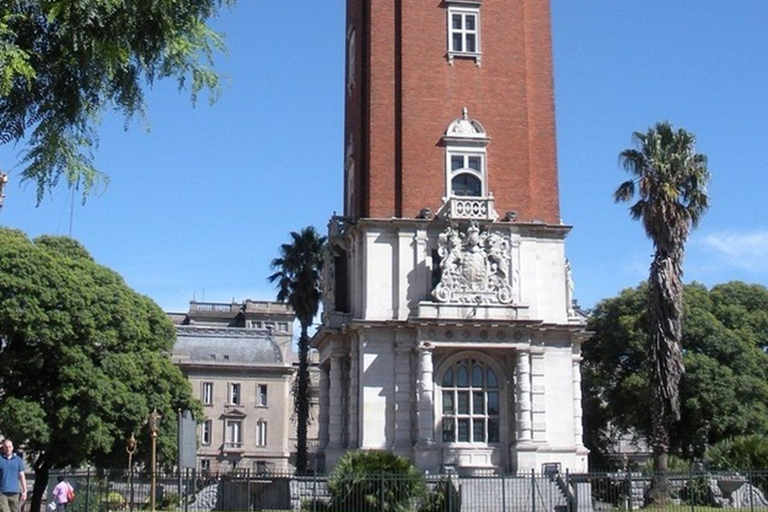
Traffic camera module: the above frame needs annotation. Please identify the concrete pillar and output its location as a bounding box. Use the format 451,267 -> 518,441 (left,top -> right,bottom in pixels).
515,349 -> 532,442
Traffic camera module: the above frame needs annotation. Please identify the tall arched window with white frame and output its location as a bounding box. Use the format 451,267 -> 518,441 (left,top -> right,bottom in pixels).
440,357 -> 501,444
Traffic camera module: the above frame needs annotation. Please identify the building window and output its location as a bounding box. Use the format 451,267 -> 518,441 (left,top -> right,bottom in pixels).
277,322 -> 289,332
229,383 -> 241,405
202,382 -> 213,406
441,109 -> 492,220
256,420 -> 268,447
447,6 -> 481,64
440,358 -> 500,444
257,384 -> 268,407
200,459 -> 211,472
251,321 -> 263,329
201,420 -> 212,446
448,153 -> 484,197
225,420 -> 242,447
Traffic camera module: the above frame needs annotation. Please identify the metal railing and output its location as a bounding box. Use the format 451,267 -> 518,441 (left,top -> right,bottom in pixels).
42,468 -> 768,512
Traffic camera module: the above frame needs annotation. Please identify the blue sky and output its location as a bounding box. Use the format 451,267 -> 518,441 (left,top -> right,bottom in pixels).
1,1 -> 767,313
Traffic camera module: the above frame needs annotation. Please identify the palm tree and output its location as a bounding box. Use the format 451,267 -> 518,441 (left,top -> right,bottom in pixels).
268,226 -> 326,474
615,122 -> 710,503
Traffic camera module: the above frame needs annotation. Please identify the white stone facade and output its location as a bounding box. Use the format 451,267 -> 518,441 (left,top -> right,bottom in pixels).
314,218 -> 589,475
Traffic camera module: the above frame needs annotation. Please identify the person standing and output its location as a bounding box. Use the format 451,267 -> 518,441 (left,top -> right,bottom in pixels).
51,476 -> 73,512
0,440 -> 26,512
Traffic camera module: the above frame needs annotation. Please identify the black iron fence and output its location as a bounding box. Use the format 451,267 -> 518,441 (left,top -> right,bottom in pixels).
42,469 -> 768,512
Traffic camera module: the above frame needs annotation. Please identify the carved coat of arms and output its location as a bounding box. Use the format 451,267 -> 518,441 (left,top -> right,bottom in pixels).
432,222 -> 514,304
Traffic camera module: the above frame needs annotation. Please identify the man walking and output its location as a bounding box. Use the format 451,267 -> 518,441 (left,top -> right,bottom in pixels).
0,440 -> 26,512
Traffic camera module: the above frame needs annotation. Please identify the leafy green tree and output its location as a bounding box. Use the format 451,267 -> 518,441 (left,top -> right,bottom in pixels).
584,282 -> 768,469
268,226 -> 326,474
0,0 -> 230,203
0,228 -> 200,512
615,122 -> 710,502
706,435 -> 768,471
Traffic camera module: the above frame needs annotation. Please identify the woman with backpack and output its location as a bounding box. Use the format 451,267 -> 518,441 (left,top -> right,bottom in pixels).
51,476 -> 74,511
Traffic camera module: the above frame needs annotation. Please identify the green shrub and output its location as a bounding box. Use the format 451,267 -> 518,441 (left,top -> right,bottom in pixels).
418,478 -> 459,512
323,451 -> 427,512
706,435 -> 768,470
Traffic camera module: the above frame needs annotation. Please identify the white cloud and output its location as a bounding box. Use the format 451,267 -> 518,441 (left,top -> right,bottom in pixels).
699,231 -> 768,271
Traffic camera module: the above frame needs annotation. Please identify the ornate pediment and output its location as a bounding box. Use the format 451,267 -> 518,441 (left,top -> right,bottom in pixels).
433,222 -> 516,305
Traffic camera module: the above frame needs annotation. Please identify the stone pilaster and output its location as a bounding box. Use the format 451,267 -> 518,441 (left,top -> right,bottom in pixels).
318,364 -> 330,450
416,342 -> 435,446
347,338 -> 360,448
572,355 -> 584,447
328,354 -> 344,448
394,339 -> 413,450
515,349 -> 532,442
530,349 -> 547,442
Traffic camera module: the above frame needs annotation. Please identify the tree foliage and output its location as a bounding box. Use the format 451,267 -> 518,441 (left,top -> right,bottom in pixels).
0,0 -> 230,202
706,435 -> 768,471
584,281 -> 768,467
0,228 -> 200,512
268,226 -> 326,474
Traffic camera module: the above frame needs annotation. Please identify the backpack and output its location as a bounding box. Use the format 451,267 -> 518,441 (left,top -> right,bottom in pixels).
66,485 -> 75,503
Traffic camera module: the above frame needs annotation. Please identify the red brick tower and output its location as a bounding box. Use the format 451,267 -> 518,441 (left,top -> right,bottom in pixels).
344,0 -> 560,224
317,0 -> 588,476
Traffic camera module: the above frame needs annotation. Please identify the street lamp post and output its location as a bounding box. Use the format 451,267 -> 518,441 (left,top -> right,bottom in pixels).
126,433 -> 136,512
148,409 -> 162,512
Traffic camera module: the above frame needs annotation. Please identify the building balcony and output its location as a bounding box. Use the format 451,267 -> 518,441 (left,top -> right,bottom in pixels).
223,442 -> 244,453
446,196 -> 497,221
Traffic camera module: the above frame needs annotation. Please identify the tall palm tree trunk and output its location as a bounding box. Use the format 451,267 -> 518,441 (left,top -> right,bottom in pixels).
295,325 -> 310,474
647,247 -> 684,505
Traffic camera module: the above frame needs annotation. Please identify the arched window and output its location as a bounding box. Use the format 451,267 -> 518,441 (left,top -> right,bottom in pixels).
451,173 -> 482,197
440,358 -> 500,444
442,108 -> 489,200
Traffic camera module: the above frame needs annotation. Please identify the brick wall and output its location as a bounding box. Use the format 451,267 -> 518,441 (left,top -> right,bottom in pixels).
345,0 -> 560,224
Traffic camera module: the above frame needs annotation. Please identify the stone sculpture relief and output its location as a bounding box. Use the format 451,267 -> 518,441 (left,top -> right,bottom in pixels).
432,222 -> 514,304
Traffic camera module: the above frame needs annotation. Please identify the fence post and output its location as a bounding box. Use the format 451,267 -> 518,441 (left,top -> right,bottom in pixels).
566,469 -> 571,512
749,469 -> 754,512
501,471 -> 507,512
85,467 -> 91,512
380,473 -> 385,512
532,469 -> 536,512
184,469 -> 190,512
312,472 -> 318,512
689,465 -> 695,512
626,469 -> 634,511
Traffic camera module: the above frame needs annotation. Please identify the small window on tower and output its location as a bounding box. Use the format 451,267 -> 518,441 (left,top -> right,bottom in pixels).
447,5 -> 481,65
447,152 -> 485,197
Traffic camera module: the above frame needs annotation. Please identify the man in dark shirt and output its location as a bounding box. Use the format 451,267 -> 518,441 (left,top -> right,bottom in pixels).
0,440 -> 26,512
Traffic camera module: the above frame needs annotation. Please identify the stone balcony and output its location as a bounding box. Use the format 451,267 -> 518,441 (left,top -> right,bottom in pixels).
447,196 -> 498,221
